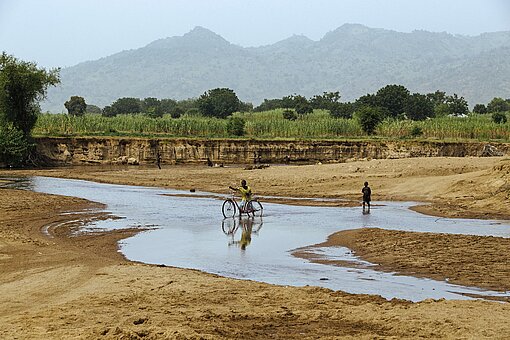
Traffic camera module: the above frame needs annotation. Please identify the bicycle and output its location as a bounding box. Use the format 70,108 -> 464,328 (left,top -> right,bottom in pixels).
222,190 -> 263,218
221,217 -> 264,248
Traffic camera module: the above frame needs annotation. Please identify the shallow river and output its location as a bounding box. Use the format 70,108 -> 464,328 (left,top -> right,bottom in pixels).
7,176 -> 510,302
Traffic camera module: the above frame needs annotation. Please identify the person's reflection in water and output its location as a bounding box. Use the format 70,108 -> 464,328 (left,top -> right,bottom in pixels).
239,217 -> 253,250
222,217 -> 263,250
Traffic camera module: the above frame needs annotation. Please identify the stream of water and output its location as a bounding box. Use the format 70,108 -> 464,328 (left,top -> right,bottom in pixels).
5,176 -> 510,302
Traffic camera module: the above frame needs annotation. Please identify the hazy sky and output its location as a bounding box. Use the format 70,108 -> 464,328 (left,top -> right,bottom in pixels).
1,0 -> 509,68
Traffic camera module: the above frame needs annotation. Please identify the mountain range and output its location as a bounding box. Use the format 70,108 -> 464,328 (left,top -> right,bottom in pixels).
43,24 -> 510,112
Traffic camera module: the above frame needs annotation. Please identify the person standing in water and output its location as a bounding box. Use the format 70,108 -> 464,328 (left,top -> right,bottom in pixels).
229,179 -> 252,212
362,181 -> 371,212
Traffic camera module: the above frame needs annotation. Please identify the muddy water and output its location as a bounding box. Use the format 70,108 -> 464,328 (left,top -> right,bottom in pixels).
7,176 -> 510,302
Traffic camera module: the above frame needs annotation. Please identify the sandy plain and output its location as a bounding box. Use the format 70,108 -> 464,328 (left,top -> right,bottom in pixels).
0,156 -> 509,339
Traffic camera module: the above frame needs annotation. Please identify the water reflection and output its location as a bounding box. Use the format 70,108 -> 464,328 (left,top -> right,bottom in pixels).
222,217 -> 263,250
12,176 -> 510,301
0,176 -> 33,190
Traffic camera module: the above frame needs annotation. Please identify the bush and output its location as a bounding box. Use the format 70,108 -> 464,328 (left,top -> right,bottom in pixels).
492,112 -> 508,124
409,126 -> 423,137
0,122 -> 31,166
282,109 -> 297,121
170,107 -> 184,119
330,102 -> 354,119
487,97 -> 510,113
355,106 -> 385,135
226,117 -> 245,136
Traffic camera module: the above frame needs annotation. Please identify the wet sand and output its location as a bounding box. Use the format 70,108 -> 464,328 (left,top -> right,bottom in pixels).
1,156 -> 510,338
294,228 -> 510,293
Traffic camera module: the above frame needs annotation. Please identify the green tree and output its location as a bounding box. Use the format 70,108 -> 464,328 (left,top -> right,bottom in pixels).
110,97 -> 141,115
102,105 -> 116,117
487,97 -> 510,113
375,84 -> 410,118
280,94 -> 312,114
445,94 -> 468,116
472,104 -> 487,114
492,112 -> 507,124
433,103 -> 451,117
405,93 -> 434,121
171,107 -> 184,119
280,95 -> 296,109
160,98 -> 178,114
426,90 -> 447,107
330,102 -> 355,119
310,91 -> 341,109
177,98 -> 200,112
86,104 -> 102,114
0,52 -> 60,137
355,106 -> 384,135
64,96 -> 87,116
295,101 -> 313,115
254,98 -> 284,112
355,93 -> 378,109
239,101 -> 253,112
142,97 -> 163,118
198,88 -> 240,118
185,108 -> 200,116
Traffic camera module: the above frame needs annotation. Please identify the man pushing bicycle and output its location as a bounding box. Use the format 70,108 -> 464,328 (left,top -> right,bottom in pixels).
229,179 -> 252,212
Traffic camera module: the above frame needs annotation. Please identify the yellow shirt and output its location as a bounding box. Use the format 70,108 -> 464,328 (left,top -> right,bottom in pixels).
238,185 -> 252,201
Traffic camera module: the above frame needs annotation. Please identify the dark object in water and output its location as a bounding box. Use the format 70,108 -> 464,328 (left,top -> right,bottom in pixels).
190,188 -> 196,192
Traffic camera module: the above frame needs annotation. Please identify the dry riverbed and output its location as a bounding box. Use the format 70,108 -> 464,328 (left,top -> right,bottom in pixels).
1,156 -> 509,338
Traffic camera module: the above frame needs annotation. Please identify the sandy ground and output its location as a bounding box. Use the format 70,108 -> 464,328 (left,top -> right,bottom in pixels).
294,228 -> 510,294
1,156 -> 510,338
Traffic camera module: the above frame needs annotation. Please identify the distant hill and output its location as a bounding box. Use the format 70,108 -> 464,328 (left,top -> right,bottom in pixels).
43,24 -> 510,112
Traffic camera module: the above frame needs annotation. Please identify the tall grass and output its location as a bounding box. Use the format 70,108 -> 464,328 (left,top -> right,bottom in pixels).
34,114 -> 228,137
378,115 -> 510,141
34,110 -> 510,141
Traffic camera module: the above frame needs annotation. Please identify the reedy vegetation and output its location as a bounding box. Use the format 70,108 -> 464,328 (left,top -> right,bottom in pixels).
34,109 -> 510,141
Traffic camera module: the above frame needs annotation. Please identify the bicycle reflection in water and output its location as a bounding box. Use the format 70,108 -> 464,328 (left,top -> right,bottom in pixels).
221,217 -> 263,250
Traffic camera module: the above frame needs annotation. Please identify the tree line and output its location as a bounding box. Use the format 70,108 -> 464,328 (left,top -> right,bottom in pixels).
65,85 -> 509,134
2,51 -> 509,166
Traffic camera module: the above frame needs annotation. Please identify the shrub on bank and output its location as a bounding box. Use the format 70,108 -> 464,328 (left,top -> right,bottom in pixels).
0,122 -> 32,166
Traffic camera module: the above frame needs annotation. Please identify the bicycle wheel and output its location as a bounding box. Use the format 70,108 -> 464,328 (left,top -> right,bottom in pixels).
222,199 -> 237,218
222,218 -> 239,234
247,200 -> 263,217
